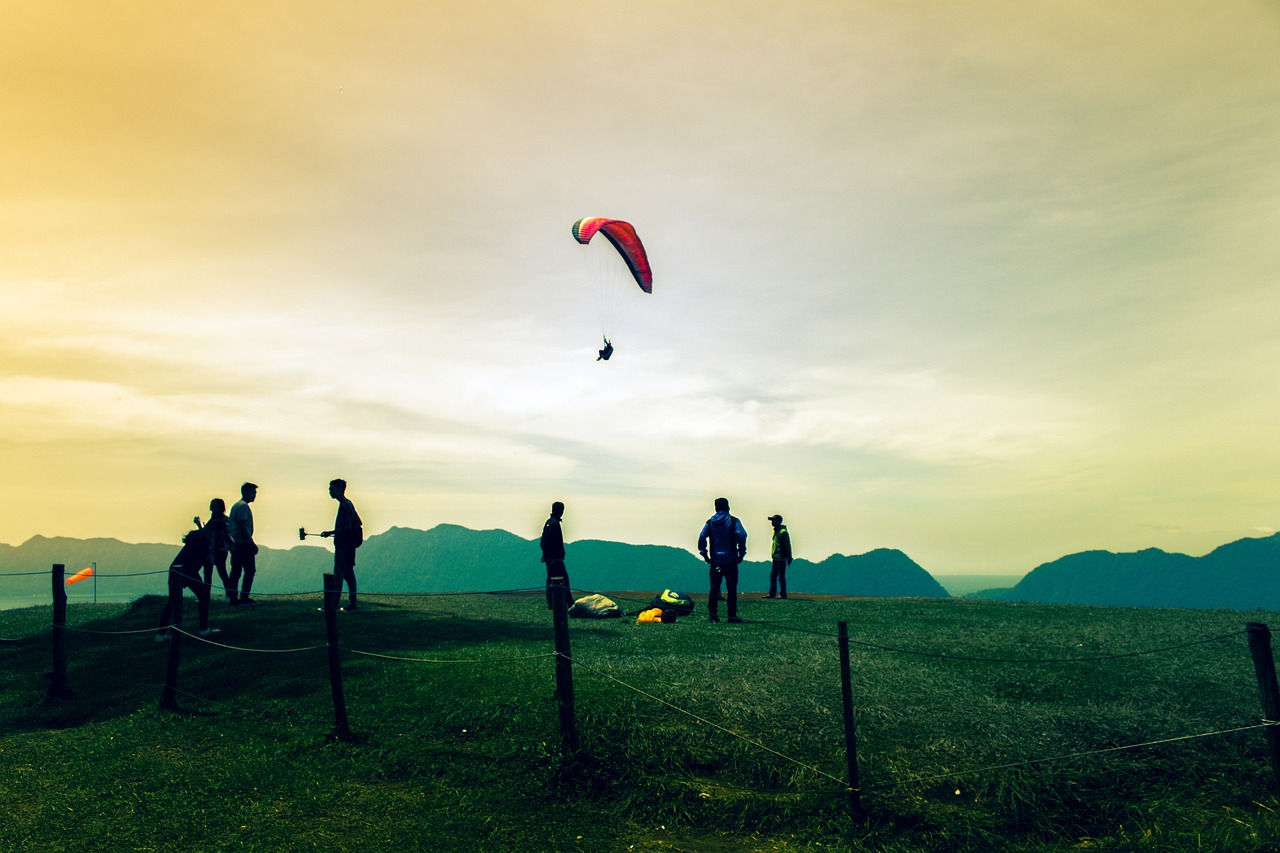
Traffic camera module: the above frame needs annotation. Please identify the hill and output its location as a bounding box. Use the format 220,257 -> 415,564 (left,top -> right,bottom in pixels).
983,533 -> 1280,609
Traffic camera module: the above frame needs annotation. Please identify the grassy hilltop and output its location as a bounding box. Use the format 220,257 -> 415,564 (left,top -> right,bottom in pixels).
2,593 -> 1279,852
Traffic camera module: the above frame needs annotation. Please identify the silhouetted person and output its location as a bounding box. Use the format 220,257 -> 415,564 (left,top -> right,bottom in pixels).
698,497 -> 748,623
766,514 -> 792,599
321,478 -> 363,611
597,338 -> 613,361
227,482 -> 258,605
156,527 -> 219,640
541,501 -> 569,608
201,498 -> 233,604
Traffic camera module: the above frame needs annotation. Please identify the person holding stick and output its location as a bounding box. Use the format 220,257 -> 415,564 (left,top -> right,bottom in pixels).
321,479 -> 363,611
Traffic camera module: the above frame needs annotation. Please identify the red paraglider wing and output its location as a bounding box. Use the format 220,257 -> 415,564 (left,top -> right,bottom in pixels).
571,217 -> 653,293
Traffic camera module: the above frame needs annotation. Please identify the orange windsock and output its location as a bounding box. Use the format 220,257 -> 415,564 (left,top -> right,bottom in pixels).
66,567 -> 95,585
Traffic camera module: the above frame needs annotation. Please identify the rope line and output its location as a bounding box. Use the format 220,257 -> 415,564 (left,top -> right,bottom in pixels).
883,722 -> 1269,790
168,625 -> 325,654
349,587 -> 547,598
844,630 -> 1249,664
67,625 -> 159,637
159,683 -> 220,706
342,647 -> 557,665
570,655 -> 851,791
737,614 -> 1246,663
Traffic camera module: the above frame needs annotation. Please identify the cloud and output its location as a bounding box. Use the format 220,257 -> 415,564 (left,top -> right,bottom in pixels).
1,1 -> 1278,572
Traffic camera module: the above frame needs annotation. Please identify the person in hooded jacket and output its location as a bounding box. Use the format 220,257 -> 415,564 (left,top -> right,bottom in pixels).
697,497 -> 748,623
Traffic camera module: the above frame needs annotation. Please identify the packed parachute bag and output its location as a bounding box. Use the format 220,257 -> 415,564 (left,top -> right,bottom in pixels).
636,607 -> 677,624
650,589 -> 695,617
569,593 -> 622,619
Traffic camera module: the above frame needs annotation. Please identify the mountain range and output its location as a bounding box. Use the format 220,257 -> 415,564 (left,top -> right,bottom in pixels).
976,532 -> 1280,610
2,526 -> 1278,611
0,524 -> 947,604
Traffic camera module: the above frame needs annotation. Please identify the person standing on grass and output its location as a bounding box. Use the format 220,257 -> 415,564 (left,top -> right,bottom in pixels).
227,482 -> 259,605
766,514 -> 792,600
321,478 -> 363,612
540,501 -> 569,609
201,498 -> 234,604
157,526 -> 219,641
698,497 -> 748,623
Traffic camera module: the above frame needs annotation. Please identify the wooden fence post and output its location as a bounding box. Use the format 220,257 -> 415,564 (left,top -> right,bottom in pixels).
837,621 -> 864,817
1246,622 -> 1280,788
48,564 -> 72,699
160,566 -> 183,710
324,573 -> 353,741
549,573 -> 579,754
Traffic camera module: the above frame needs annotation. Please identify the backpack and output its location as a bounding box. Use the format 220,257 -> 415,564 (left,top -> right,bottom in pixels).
706,515 -> 743,561
650,589 -> 695,616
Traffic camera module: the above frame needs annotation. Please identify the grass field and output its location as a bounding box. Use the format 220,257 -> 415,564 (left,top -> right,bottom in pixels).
2,590 -> 1279,852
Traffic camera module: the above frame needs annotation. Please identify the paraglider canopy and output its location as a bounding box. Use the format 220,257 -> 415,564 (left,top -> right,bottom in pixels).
571,217 -> 653,293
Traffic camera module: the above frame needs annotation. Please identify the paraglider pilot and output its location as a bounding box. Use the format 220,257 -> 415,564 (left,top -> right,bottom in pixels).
597,338 -> 614,361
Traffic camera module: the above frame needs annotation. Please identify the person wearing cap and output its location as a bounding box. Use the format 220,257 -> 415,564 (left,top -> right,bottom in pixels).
697,497 -> 748,623
540,501 -> 569,609
227,482 -> 259,605
766,514 -> 793,599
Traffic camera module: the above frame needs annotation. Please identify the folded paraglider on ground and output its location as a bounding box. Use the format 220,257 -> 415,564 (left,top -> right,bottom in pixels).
569,593 -> 622,619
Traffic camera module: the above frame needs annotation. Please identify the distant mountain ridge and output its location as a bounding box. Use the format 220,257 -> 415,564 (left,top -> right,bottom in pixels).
0,524 -> 947,603
6,528 -> 1278,611
979,533 -> 1280,610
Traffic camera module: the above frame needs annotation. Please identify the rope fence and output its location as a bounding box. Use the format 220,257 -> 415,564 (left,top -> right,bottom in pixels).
885,723 -> 1272,791
722,612 -> 1249,663
571,654 -> 852,791
5,563 -> 1280,821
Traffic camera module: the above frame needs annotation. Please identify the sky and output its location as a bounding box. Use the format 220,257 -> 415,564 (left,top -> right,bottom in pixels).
2,1 -> 1278,576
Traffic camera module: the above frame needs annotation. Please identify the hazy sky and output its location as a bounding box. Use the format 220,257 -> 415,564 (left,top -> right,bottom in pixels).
2,1 -> 1277,575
